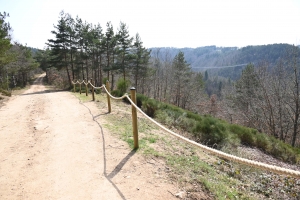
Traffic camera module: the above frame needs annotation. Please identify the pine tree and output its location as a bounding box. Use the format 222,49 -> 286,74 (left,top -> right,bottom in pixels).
0,12 -> 12,66
103,22 -> 117,88
116,22 -> 133,81
234,64 -> 259,127
47,11 -> 73,86
132,33 -> 150,87
0,12 -> 14,89
172,51 -> 191,107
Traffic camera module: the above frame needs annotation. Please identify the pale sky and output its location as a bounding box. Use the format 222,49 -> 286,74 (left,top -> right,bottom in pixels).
1,0 -> 300,49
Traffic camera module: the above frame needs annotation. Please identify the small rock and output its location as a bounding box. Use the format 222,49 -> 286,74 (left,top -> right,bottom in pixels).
175,191 -> 185,199
137,187 -> 140,190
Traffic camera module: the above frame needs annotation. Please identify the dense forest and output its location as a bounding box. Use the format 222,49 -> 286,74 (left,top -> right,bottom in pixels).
34,11 -> 151,92
150,43 -> 295,80
1,10 -> 300,148
148,45 -> 300,147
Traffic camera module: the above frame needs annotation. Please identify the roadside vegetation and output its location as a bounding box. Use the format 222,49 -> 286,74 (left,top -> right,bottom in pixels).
74,91 -> 300,200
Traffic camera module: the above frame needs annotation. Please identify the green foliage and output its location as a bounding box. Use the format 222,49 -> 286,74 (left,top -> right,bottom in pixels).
116,78 -> 130,94
193,116 -> 227,146
0,88 -> 11,96
34,49 -> 51,71
111,89 -> 123,97
136,93 -> 148,108
134,92 -> 300,164
0,12 -> 12,66
228,124 -> 256,146
142,98 -> 159,118
228,124 -> 300,163
102,78 -> 108,85
110,78 -> 131,98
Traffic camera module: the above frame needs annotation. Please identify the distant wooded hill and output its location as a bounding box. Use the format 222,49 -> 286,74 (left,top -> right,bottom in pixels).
150,43 -> 297,80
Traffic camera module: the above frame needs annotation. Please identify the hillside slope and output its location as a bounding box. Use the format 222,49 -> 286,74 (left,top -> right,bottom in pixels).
150,43 -> 294,80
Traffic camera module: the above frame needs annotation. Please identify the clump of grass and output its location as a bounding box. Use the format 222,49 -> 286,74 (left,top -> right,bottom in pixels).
73,92 -> 93,102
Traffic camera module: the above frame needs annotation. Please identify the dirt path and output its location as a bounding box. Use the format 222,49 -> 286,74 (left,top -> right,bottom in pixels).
0,74 -> 177,200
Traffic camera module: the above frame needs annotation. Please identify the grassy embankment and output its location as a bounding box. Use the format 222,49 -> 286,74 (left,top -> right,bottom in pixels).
74,88 -> 300,199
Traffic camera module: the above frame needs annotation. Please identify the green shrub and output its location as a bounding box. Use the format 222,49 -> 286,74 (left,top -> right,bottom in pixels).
111,89 -> 123,97
177,116 -> 197,132
13,87 -> 22,90
142,98 -> 159,118
240,131 -> 255,146
155,110 -> 173,124
136,93 -> 148,108
95,88 -> 102,94
116,78 -> 130,94
256,133 -> 270,151
0,89 -> 11,97
229,124 -> 256,146
186,111 -> 202,121
193,116 -> 227,146
102,77 -> 108,85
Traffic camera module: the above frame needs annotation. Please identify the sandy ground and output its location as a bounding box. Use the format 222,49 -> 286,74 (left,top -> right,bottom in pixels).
0,74 -> 178,200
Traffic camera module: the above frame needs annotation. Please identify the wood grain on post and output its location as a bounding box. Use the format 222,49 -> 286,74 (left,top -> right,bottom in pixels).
79,81 -> 82,94
106,80 -> 111,113
130,87 -> 139,149
73,81 -> 75,93
91,78 -> 95,101
85,79 -> 88,96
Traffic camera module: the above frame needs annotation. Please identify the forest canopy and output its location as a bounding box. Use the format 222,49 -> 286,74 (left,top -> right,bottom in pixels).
0,12 -> 38,90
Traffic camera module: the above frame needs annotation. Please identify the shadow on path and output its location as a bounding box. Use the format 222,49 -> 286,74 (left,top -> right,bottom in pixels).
21,90 -> 65,96
79,99 -> 135,200
107,150 -> 136,179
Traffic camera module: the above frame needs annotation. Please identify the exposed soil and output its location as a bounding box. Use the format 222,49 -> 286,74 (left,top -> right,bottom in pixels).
0,74 -> 185,200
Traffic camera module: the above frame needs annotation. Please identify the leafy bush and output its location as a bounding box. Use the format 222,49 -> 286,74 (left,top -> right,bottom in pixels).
142,98 -> 159,118
186,111 -> 202,121
256,133 -> 270,151
228,124 -> 256,146
193,116 -> 227,146
136,93 -> 148,108
116,78 -> 130,95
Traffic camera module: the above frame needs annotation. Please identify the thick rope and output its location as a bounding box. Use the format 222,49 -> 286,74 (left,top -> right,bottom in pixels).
101,84 -> 128,100
72,80 -> 103,89
125,95 -> 300,179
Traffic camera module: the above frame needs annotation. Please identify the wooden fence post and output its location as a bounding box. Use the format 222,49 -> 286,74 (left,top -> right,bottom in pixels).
73,82 -> 75,92
130,87 -> 139,149
106,80 -> 111,113
79,80 -> 82,94
85,79 -> 88,96
91,78 -> 95,101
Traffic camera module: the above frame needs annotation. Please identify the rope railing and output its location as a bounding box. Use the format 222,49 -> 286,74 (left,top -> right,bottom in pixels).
72,80 -> 300,179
